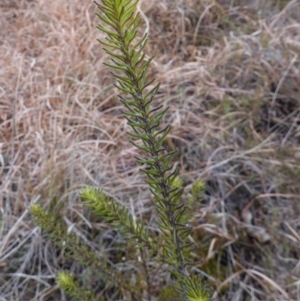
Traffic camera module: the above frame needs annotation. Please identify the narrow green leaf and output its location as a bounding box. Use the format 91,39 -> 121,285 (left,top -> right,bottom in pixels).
97,39 -> 120,49
110,71 -> 133,84
127,131 -> 150,142
97,25 -> 119,38
103,62 -> 128,71
120,11 -> 134,28
133,33 -> 148,51
130,140 -> 152,152
96,13 -> 118,29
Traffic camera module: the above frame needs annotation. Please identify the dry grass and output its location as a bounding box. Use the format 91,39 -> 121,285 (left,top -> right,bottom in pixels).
0,0 -> 300,300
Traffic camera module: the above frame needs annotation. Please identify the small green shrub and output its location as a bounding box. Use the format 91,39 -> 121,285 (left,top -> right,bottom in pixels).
29,1 -> 212,300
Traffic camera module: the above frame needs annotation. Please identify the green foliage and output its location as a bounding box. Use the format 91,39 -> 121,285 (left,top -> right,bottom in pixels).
160,276 -> 212,301
29,204 -> 138,298
56,271 -> 94,301
29,0 -> 213,300
183,276 -> 212,301
190,180 -> 205,201
95,0 -> 193,278
159,284 -> 183,301
80,186 -> 155,250
95,0 -> 190,276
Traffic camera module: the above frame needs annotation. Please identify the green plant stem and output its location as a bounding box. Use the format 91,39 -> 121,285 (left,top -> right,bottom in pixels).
97,0 -> 189,277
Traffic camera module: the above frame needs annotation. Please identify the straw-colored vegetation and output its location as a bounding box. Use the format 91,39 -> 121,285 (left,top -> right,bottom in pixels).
0,0 -> 299,300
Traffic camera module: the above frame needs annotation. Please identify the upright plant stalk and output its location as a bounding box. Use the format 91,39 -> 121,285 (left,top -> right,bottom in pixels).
96,0 -> 192,277
94,4 -> 213,300
30,1 -> 212,300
